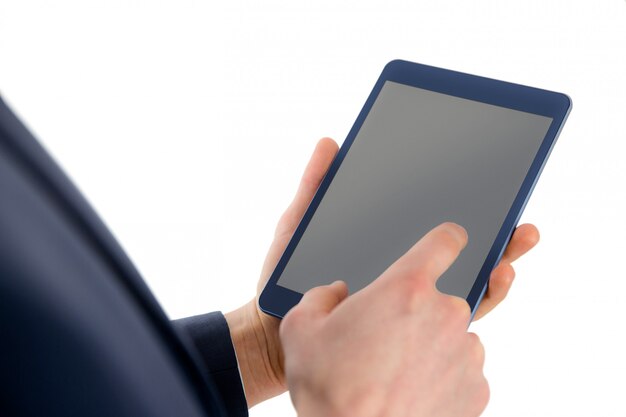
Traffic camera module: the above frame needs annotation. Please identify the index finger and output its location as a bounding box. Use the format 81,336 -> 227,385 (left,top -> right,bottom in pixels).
374,222 -> 468,291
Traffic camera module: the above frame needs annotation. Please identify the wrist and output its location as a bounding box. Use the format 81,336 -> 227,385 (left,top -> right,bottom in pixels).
225,299 -> 286,407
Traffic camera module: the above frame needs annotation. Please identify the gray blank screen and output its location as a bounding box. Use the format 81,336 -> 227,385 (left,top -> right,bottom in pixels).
277,81 -> 552,298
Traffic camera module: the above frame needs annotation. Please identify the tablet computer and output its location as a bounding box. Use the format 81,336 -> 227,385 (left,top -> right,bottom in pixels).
259,59 -> 571,319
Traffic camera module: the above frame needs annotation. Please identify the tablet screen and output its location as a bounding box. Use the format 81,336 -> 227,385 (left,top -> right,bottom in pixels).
277,80 -> 553,298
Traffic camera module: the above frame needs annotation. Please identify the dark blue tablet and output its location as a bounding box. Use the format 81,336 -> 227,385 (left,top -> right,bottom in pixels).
259,59 -> 571,319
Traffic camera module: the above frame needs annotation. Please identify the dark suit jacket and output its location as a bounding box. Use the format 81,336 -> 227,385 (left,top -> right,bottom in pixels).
0,97 -> 248,417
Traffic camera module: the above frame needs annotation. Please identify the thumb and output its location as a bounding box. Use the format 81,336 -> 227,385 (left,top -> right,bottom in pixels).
296,280 -> 349,318
274,138 -> 338,239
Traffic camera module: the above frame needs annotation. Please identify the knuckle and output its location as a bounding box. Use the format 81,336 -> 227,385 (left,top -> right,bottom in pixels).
434,296 -> 471,334
420,254 -> 443,277
474,377 -> 491,414
406,269 -> 432,292
467,332 -> 485,365
465,377 -> 491,417
442,295 -> 472,321
507,264 -> 516,280
399,270 -> 433,311
464,334 -> 489,415
496,262 -> 515,280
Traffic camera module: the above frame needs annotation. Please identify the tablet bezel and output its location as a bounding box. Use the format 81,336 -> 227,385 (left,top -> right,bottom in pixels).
259,59 -> 572,319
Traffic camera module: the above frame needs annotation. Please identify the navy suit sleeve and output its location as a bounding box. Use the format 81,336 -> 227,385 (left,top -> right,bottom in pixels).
173,312 -> 248,417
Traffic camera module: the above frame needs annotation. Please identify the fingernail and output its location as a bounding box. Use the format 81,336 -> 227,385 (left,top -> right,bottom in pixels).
445,222 -> 468,248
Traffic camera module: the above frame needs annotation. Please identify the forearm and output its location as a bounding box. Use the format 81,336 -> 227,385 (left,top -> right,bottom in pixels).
225,299 -> 286,407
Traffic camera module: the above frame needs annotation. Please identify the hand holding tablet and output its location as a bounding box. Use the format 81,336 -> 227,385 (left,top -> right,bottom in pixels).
280,223 -> 490,417
259,59 -> 571,318
228,60 -> 569,407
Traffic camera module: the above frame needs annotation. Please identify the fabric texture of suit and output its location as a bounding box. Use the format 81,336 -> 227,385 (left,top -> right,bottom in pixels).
0,97 -> 248,417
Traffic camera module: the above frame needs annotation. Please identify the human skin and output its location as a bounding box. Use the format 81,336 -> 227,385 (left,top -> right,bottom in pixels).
225,137 -> 540,407
281,223 -> 488,417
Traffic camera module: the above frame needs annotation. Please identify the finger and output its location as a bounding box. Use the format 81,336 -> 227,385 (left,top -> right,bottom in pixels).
275,138 -> 339,238
377,222 -> 469,290
500,223 -> 540,264
471,224 -> 538,321
472,263 -> 515,321
296,280 -> 349,318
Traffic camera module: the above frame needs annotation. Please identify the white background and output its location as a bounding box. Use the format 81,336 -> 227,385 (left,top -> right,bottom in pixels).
1,1 -> 625,416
